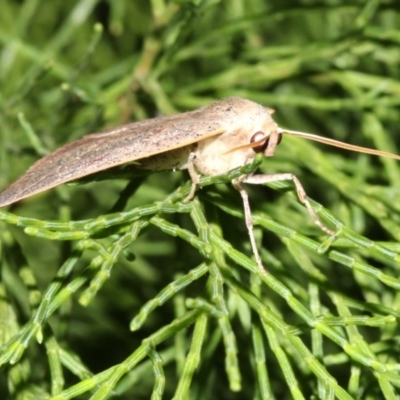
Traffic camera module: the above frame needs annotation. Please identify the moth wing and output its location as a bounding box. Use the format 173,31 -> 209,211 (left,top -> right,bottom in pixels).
0,112 -> 225,206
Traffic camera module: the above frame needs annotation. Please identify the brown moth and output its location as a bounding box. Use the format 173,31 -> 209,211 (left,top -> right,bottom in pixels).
1,97 -> 399,273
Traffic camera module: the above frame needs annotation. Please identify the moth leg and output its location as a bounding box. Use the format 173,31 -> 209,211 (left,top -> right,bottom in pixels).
184,152 -> 200,202
232,178 -> 267,275
243,173 -> 335,236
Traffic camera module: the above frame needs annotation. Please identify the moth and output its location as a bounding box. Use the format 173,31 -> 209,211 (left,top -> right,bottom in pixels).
1,97 -> 399,273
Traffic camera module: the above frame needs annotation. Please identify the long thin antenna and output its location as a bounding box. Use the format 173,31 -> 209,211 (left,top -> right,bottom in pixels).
279,128 -> 400,161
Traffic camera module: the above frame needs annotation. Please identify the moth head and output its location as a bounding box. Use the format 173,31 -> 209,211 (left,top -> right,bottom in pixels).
217,98 -> 400,163
223,123 -> 400,164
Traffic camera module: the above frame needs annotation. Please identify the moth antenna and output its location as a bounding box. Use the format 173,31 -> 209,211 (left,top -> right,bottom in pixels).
279,128 -> 400,161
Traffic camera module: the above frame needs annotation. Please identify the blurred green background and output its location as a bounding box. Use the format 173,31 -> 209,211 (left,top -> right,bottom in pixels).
1,1 -> 400,399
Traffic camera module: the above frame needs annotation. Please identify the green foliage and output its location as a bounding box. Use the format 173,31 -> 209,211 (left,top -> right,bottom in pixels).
1,0 -> 400,399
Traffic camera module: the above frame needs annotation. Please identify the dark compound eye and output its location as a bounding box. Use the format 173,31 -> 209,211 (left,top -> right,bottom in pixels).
250,131 -> 269,153
250,131 -> 283,153
250,131 -> 266,143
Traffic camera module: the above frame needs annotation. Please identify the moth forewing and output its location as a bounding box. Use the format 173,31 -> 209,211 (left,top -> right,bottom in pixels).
0,105 -> 233,207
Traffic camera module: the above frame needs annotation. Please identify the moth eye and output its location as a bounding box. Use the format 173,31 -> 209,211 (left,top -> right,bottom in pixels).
250,131 -> 266,144
249,131 -> 283,153
250,131 -> 269,153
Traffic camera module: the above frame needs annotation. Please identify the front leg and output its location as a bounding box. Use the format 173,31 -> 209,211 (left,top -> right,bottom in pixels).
184,152 -> 200,202
232,178 -> 267,274
243,173 -> 336,236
